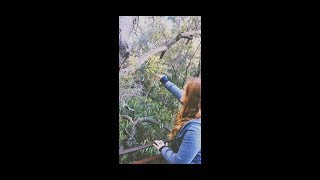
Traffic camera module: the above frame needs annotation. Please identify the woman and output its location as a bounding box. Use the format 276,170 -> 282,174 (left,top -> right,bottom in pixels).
153,75 -> 201,164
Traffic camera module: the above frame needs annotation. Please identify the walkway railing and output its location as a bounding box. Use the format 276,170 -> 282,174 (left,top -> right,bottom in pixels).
119,139 -> 171,164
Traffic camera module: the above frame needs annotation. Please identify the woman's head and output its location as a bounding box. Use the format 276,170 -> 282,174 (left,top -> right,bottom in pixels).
180,78 -> 201,116
169,77 -> 201,139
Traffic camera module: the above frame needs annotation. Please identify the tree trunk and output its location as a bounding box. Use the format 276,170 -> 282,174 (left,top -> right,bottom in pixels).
119,16 -> 135,71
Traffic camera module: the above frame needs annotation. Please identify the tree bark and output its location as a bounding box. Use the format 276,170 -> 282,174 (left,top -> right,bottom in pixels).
119,16 -> 135,71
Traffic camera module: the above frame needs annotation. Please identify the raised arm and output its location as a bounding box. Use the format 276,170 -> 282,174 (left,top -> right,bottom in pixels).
159,75 -> 183,104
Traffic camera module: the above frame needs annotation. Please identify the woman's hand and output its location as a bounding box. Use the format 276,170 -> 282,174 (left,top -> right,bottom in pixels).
153,140 -> 168,150
156,74 -> 165,81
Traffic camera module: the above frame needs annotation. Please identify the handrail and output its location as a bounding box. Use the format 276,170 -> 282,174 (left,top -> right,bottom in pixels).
131,155 -> 161,164
119,139 -> 171,156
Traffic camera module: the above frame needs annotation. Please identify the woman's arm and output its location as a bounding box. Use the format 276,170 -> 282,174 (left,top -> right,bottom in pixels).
160,125 -> 201,164
159,75 -> 183,104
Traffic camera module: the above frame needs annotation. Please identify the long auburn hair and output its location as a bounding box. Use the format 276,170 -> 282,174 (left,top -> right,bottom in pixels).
168,78 -> 201,140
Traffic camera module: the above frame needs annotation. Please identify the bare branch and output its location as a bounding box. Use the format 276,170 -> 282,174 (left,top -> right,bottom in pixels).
121,115 -> 134,124
120,30 -> 201,74
134,117 -> 171,132
119,55 -> 129,71
121,116 -> 171,150
183,41 -> 201,85
160,51 -> 166,59
186,38 -> 191,45
125,128 -> 134,138
129,16 -> 137,36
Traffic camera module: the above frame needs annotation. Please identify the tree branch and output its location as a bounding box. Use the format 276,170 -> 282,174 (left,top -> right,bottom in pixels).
119,55 -> 129,71
159,51 -> 166,59
121,116 -> 171,149
120,30 -> 201,74
183,42 -> 201,85
134,117 -> 171,132
121,115 -> 134,124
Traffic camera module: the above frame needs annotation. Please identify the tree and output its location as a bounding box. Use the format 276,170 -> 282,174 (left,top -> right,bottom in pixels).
119,16 -> 201,164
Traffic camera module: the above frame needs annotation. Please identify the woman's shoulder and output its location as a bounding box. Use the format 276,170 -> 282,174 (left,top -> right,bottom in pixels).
185,118 -> 201,127
179,118 -> 201,134
186,118 -> 201,131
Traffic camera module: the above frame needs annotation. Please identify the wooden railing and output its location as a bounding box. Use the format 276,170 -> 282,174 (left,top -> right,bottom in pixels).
119,139 -> 171,164
119,139 -> 170,155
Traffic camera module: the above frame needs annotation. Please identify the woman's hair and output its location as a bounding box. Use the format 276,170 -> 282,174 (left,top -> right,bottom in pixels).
168,78 -> 201,140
